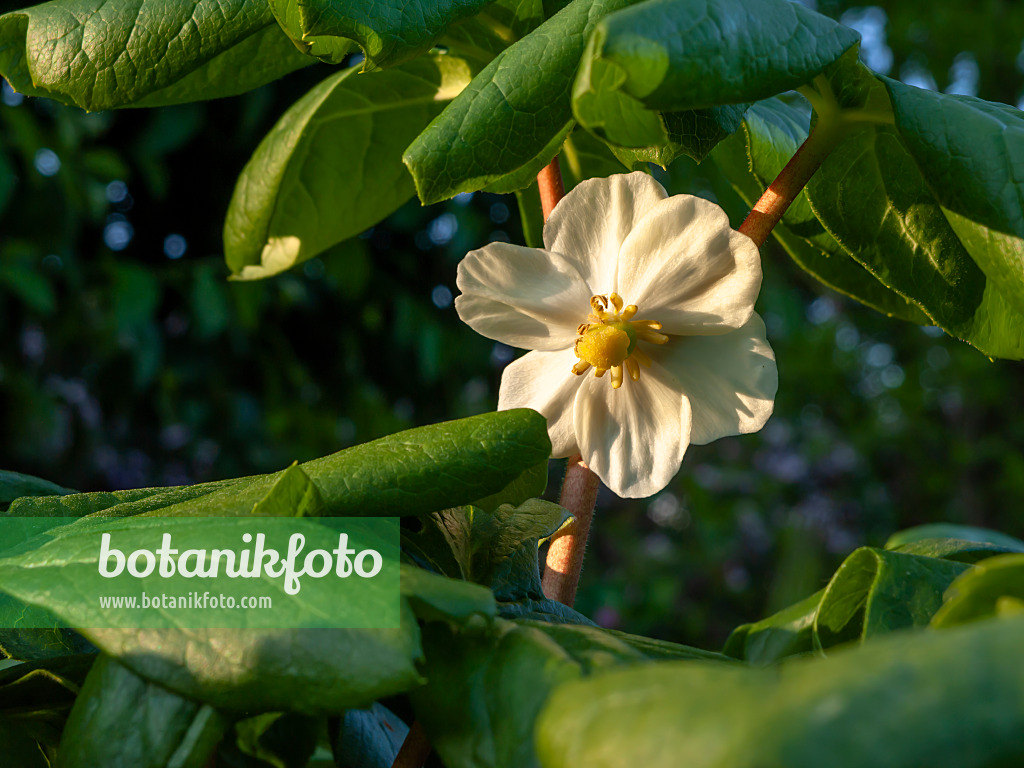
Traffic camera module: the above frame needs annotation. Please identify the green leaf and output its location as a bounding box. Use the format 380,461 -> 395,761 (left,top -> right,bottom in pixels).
84,602 -> 424,714
58,655 -> 226,768
536,617 -> 1024,768
884,80 -> 1024,318
722,590 -> 822,665
570,0 -> 857,153
0,470 -> 73,509
885,524 -> 1024,564
0,654 -> 94,751
251,463 -> 327,517
298,0 -> 493,70
932,554 -> 1024,628
711,100 -> 928,323
0,0 -> 313,111
413,617 -> 723,768
0,627 -> 94,662
224,54 -> 473,280
405,499 -> 591,624
10,410 -> 553,521
403,0 -> 636,204
804,57 -> 1024,358
401,563 -> 497,623
268,0 -> 355,63
470,461 -> 549,514
813,547 -> 969,650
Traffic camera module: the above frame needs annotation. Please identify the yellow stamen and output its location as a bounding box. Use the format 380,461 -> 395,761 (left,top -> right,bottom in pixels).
638,329 -> 669,344
572,360 -> 591,376
570,292 -> 667,389
625,357 -> 640,381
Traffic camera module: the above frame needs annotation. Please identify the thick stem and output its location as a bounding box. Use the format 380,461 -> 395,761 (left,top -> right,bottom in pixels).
393,722 -> 432,768
535,156 -> 602,608
542,455 -> 601,606
738,118 -> 844,249
537,156 -> 565,220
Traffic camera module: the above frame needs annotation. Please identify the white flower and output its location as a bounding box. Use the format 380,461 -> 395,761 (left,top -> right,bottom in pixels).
455,172 -> 777,498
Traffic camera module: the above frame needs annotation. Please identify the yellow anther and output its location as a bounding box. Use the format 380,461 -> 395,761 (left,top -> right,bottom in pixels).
569,293 -> 665,389
625,357 -> 641,381
638,329 -> 669,344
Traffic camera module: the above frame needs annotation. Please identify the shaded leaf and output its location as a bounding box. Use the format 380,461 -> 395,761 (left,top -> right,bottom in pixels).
413,617 -> 723,768
403,0 -> 636,204
225,54 -> 474,280
884,80 -> 1024,318
813,547 -> 969,650
299,0 -> 492,70
723,589 -> 823,665
57,655 -> 226,768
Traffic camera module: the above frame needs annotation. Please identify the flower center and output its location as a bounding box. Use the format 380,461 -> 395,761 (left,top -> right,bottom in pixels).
571,293 -> 668,389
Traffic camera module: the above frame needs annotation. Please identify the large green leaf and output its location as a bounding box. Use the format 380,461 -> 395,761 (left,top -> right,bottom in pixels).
0,0 -> 312,111
84,602 -> 424,714
412,617 -> 724,768
813,547 -> 969,650
801,56 -> 1024,358
537,617 -> 1024,768
402,0 -> 636,204
884,81 -> 1024,317
9,410 -> 553,520
225,54 -> 474,280
931,554 -> 1024,628
298,0 -> 493,70
571,0 -> 857,150
711,100 -> 928,323
57,655 -> 225,768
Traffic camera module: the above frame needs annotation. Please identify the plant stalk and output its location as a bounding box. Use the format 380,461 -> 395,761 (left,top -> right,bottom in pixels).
535,155 -> 602,608
537,156 -> 566,221
737,117 -> 844,248
393,721 -> 432,768
542,454 -> 601,606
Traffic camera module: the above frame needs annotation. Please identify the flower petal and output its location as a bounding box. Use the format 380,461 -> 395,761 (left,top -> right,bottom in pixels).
617,193 -> 761,335
572,365 -> 691,498
652,313 -> 777,445
543,172 -> 668,295
456,242 -> 591,351
498,349 -> 582,458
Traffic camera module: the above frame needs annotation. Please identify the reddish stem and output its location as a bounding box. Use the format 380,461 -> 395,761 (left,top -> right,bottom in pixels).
738,120 -> 843,248
542,455 -> 601,606
537,156 -> 565,220
392,722 -> 432,768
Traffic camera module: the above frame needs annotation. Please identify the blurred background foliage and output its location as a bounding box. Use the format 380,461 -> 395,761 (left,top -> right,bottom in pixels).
1,0 -> 1022,650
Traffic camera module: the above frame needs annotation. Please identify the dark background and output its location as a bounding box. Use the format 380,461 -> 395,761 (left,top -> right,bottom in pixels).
1,0 -> 1023,648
